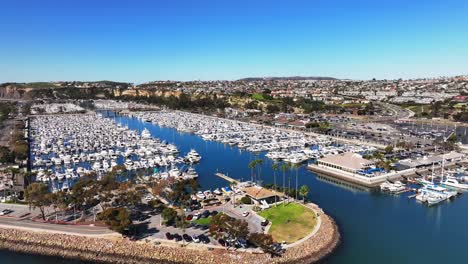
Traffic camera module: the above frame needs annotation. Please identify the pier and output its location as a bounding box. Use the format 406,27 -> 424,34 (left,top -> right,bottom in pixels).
214,172 -> 239,184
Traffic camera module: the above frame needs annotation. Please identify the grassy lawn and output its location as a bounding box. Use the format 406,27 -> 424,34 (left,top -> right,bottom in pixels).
251,93 -> 265,101
258,203 -> 317,243
193,216 -> 212,225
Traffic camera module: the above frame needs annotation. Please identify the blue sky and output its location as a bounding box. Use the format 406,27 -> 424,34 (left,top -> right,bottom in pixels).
1,0 -> 467,82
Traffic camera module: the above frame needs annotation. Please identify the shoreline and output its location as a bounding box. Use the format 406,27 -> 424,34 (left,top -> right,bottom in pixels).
0,208 -> 340,264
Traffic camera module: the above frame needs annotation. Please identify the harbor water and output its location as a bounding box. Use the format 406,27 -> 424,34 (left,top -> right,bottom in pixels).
3,113 -> 467,264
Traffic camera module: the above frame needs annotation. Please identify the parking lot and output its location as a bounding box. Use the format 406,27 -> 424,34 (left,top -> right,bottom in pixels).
133,198 -> 266,248
0,203 -> 38,218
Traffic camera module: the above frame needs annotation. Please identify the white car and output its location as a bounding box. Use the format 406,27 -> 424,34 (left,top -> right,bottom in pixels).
192,235 -> 200,243
242,211 -> 249,217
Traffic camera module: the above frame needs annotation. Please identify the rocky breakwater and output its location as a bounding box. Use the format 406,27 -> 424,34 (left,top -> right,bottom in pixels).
0,209 -> 339,264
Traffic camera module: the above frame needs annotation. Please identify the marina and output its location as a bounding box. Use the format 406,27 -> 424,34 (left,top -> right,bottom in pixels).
29,113 -> 202,191
132,110 -> 378,163
113,113 -> 468,264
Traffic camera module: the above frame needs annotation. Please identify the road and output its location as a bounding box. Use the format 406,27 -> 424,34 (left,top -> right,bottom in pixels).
375,102 -> 414,120
0,216 -> 115,236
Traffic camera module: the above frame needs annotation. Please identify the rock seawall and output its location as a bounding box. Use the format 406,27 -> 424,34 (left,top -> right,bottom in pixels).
0,212 -> 339,264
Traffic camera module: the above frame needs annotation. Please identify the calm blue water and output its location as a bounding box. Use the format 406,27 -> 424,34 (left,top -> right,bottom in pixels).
4,114 -> 467,264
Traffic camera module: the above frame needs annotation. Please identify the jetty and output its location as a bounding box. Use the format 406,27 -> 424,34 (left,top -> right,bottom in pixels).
214,172 -> 239,184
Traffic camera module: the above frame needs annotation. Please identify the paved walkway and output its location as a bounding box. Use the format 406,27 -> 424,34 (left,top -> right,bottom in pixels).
0,216 -> 116,237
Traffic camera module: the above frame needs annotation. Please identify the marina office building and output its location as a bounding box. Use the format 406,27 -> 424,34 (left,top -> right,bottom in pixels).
316,153 -> 375,174
309,152 -> 414,187
398,151 -> 465,169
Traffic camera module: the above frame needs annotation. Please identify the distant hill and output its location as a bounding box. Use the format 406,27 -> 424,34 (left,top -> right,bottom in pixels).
237,76 -> 337,81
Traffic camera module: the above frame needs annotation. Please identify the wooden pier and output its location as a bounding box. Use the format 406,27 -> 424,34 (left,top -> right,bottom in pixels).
214,172 -> 239,184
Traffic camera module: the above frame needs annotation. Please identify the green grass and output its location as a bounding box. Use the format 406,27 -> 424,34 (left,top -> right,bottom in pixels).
258,203 -> 317,243
251,93 -> 265,101
405,105 -> 430,115
340,103 -> 366,108
453,103 -> 467,109
193,216 -> 212,225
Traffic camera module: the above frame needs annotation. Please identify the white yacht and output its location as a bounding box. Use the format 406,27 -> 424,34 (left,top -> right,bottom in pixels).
388,181 -> 406,193
186,149 -> 202,163
183,167 -> 198,179
141,128 -> 151,139
440,176 -> 468,191
169,167 -> 181,177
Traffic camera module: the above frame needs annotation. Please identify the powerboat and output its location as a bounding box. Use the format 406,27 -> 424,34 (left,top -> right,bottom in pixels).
440,176 -> 468,191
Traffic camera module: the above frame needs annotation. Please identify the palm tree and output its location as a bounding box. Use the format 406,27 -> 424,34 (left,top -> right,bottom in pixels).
256,159 -> 263,183
291,164 -> 300,201
299,185 -> 309,203
280,163 -> 290,206
272,163 -> 279,206
249,159 -> 263,184
248,160 -> 256,182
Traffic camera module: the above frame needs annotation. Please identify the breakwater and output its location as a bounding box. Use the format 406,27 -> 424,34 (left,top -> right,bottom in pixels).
0,210 -> 339,264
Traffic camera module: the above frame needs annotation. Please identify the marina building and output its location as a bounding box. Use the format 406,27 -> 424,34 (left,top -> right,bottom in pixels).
243,186 -> 282,205
317,153 -> 375,174
310,152 -> 414,187
398,152 -> 465,169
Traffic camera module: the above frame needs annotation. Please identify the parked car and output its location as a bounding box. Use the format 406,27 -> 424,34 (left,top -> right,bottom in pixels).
201,210 -> 210,218
0,209 -> 13,216
165,232 -> 174,240
236,238 -> 248,248
182,234 -> 192,242
186,214 -> 193,221
192,235 -> 200,243
217,238 -> 226,247
198,234 -> 210,244
210,210 -> 218,216
261,219 -> 269,226
173,234 -> 182,241
241,211 -> 249,217
271,243 -> 285,254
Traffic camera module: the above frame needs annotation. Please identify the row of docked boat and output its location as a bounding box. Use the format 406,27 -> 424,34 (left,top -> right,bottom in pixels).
414,167 -> 467,205
29,114 -> 202,187
131,110 -> 377,164
266,144 -> 377,164
380,181 -> 407,193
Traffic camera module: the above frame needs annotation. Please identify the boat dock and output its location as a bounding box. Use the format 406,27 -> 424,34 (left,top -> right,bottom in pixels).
214,172 -> 239,184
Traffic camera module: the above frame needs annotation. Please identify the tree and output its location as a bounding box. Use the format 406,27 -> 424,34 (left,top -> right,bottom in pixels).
69,176 -> 100,219
255,159 -> 263,183
209,213 -> 249,241
161,207 -> 178,225
291,164 -> 300,200
280,163 -> 290,205
25,183 -> 50,220
266,104 -> 280,113
377,160 -> 391,171
148,199 -> 166,213
152,178 -> 169,197
240,196 -> 252,204
248,160 -> 256,182
98,207 -> 132,234
272,163 -> 279,205
299,185 -> 309,203
248,233 -> 274,253
227,218 -> 249,241
48,191 -> 70,222
384,145 -> 394,154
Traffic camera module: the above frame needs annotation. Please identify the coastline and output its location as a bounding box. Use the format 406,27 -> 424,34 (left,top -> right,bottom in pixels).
0,208 -> 339,264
